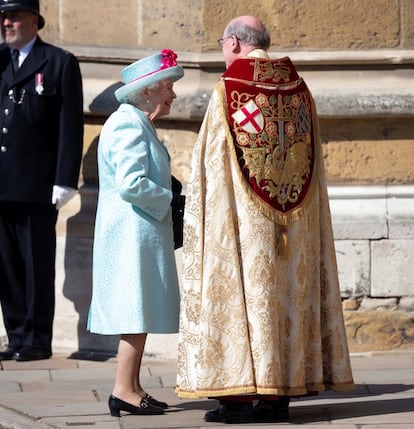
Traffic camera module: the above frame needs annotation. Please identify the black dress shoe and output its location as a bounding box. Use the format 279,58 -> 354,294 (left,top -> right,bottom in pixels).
0,346 -> 20,361
254,397 -> 290,422
13,347 -> 51,361
204,401 -> 254,424
108,394 -> 164,417
145,393 -> 168,409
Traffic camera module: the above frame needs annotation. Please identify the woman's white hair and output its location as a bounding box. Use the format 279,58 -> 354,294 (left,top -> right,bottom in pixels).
125,80 -> 163,106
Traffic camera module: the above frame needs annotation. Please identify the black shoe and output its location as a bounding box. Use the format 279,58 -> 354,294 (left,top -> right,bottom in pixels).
254,397 -> 290,422
0,345 -> 20,360
108,394 -> 164,417
204,401 -> 254,424
145,393 -> 168,409
13,347 -> 51,361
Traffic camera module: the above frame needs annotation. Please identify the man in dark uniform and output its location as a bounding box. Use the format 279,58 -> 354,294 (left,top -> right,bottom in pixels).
0,0 -> 83,361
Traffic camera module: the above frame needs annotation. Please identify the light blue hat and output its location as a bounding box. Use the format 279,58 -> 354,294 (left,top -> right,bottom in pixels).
115,49 -> 184,103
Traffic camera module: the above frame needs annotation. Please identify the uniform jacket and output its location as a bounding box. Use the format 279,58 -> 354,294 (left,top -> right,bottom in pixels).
0,37 -> 84,203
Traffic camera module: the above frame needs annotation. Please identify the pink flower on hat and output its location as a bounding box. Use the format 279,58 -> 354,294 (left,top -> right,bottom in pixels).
160,49 -> 178,69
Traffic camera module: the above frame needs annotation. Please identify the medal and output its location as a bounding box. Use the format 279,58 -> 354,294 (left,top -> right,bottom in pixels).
35,73 -> 44,95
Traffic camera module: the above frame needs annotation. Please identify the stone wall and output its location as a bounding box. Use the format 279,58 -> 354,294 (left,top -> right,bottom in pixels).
1,0 -> 414,356
40,0 -> 414,52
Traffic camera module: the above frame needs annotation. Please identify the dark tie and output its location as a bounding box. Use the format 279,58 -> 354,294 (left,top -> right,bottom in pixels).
11,49 -> 19,73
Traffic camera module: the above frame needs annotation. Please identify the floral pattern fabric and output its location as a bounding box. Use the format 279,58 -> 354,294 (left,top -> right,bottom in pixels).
175,55 -> 354,399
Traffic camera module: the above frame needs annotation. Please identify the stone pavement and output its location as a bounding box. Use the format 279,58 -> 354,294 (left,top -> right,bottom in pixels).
0,350 -> 413,429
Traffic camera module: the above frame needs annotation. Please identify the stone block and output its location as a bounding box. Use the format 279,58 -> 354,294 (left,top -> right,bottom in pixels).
54,236 -> 110,353
157,122 -> 198,185
315,92 -> 414,119
335,240 -> 370,297
54,234 -> 118,354
60,0 -> 139,47
145,333 -> 179,360
265,0 -> 399,50
38,0 -> 59,43
400,297 -> 414,312
140,0 -> 204,51
342,298 -> 360,311
344,310 -> 414,352
359,297 -> 398,311
41,0 -> 405,52
371,239 -> 414,297
324,137 -> 414,184
329,196 -> 388,240
387,194 -> 414,239
55,187 -> 97,239
402,0 -> 414,47
202,0 -> 400,50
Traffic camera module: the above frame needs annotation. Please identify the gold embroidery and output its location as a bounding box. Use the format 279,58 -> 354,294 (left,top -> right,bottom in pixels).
184,289 -> 200,324
232,90 -> 313,206
229,90 -> 255,112
252,59 -> 292,83
176,73 -> 354,400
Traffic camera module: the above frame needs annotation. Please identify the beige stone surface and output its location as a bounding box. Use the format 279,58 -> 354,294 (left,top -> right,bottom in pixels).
156,120 -> 199,185
39,0 -> 410,51
59,0 -> 139,47
324,139 -> 414,184
343,298 -> 360,311
82,121 -> 101,185
203,0 -> 400,51
402,0 -> 414,47
321,118 -> 414,185
344,310 -> 414,352
140,1 -> 204,51
38,0 -> 59,43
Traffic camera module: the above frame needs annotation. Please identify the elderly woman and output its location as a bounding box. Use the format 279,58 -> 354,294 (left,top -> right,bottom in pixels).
87,50 -> 184,417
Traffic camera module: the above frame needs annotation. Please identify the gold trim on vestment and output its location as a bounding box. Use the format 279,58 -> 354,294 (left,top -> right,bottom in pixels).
222,76 -> 304,91
175,380 -> 355,399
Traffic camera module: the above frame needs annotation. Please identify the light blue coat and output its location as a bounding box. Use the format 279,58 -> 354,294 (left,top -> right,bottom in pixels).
87,104 -> 180,334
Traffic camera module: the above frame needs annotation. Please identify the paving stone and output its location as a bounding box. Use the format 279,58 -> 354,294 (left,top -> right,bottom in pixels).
42,419 -> 121,429
49,422 -> 119,429
322,396 -> 414,424
1,390 -> 96,406
362,426 -> 414,429
1,356 -> 78,371
0,352 -> 413,429
350,352 -> 414,370
50,367 -> 116,381
0,369 -> 50,382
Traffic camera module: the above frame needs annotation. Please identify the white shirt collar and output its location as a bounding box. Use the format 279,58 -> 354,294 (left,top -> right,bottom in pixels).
11,37 -> 37,67
246,49 -> 270,59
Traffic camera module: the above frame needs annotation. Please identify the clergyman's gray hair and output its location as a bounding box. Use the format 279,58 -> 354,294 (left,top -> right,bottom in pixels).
225,20 -> 271,49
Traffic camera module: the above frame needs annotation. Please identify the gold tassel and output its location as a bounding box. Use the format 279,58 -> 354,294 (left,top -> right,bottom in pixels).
279,226 -> 288,257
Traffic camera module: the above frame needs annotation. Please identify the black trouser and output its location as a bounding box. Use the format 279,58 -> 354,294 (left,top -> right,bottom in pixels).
0,202 -> 58,352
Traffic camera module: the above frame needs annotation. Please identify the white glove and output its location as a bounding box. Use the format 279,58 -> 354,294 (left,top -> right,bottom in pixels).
52,185 -> 77,210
